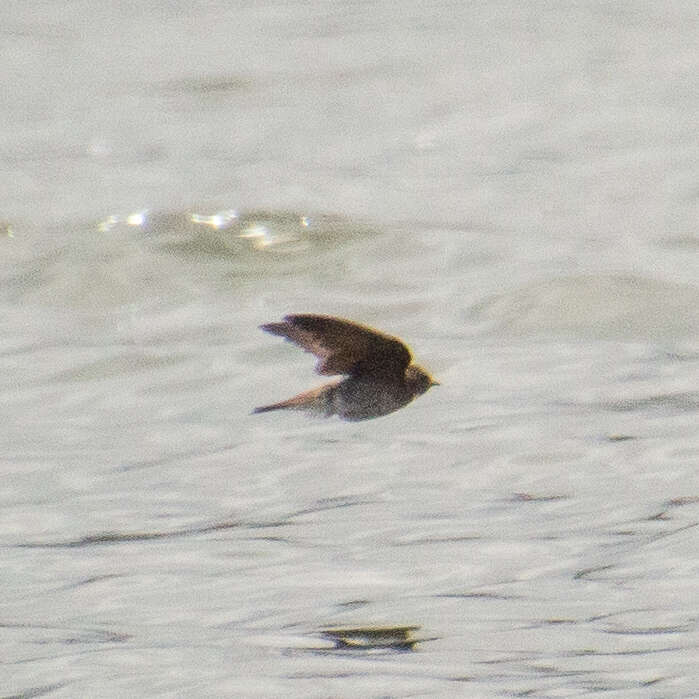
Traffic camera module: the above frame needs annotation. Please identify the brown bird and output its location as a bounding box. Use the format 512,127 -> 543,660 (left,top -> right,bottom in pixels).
253,314 -> 439,421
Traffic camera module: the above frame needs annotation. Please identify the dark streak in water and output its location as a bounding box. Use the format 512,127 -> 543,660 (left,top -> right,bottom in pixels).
15,495 -> 379,549
117,442 -> 244,472
2,683 -> 69,699
574,565 -> 615,580
288,496 -> 378,518
665,496 -> 699,507
512,492 -> 569,502
568,646 -> 682,657
61,573 -> 124,590
0,622 -> 130,645
393,535 -> 482,546
601,391 -> 699,413
334,599 -> 371,610
649,520 -> 699,541
602,624 -> 694,635
647,496 -> 699,522
435,591 -> 520,600
15,518 -> 296,548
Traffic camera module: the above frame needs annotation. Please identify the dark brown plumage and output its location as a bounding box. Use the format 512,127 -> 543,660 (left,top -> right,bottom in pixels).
253,314 -> 438,421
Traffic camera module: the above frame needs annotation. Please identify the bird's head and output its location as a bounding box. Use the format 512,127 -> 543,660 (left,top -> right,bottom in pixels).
405,364 -> 440,397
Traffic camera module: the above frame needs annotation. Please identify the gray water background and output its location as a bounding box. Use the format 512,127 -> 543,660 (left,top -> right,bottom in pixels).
2,1 -> 698,697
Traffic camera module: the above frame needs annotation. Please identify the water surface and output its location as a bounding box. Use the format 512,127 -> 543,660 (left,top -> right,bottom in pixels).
2,1 -> 698,697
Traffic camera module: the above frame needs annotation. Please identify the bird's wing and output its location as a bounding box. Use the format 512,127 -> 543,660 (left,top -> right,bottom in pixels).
260,314 -> 412,376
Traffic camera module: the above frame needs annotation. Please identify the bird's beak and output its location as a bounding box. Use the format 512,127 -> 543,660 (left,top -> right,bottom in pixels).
430,379 -> 441,387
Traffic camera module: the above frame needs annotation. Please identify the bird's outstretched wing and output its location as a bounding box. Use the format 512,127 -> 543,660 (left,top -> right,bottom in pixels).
260,314 -> 412,377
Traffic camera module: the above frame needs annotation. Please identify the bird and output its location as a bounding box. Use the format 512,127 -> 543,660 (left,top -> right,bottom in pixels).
253,314 -> 438,421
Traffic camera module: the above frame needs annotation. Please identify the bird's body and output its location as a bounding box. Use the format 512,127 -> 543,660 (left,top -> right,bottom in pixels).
253,315 -> 437,421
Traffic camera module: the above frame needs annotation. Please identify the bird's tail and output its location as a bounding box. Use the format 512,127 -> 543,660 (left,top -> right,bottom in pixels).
252,384 -> 335,416
252,401 -> 290,414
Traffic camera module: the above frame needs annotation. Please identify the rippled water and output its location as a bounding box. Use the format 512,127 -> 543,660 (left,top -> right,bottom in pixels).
3,1 -> 699,697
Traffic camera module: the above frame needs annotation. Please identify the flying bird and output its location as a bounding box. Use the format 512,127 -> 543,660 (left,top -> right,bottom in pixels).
253,314 -> 438,421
